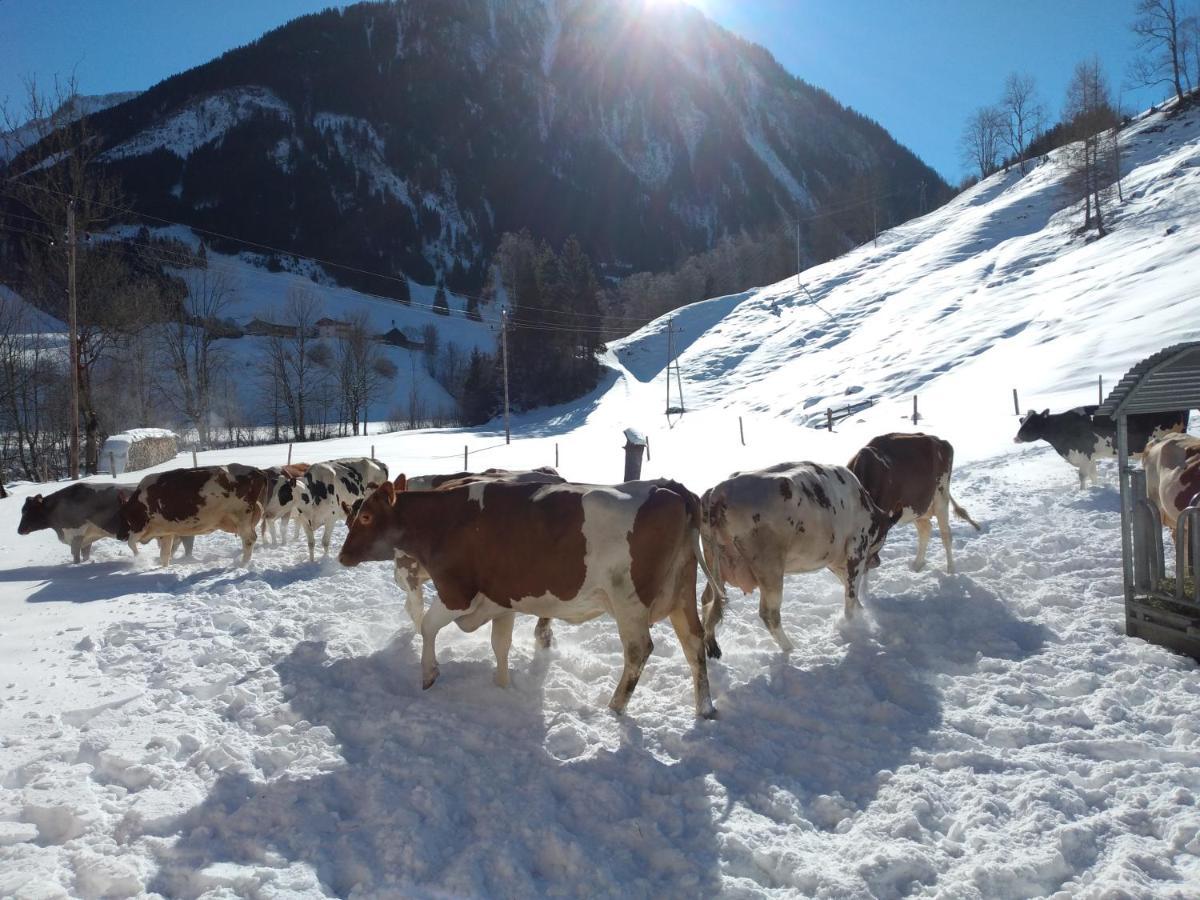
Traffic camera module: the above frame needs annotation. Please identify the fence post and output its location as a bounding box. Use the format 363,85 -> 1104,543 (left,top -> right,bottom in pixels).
464,445 -> 468,470
192,450 -> 198,468
912,396 -> 919,425
1013,388 -> 1020,416
826,409 -> 833,432
371,444 -> 375,460
109,452 -> 117,479
645,435 -> 651,462
739,416 -> 745,446
555,443 -> 559,468
1099,375 -> 1104,406
623,428 -> 647,481
287,443 -> 293,465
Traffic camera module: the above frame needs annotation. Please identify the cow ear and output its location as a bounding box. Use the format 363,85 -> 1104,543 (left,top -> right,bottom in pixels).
1041,408 -> 1049,417
394,473 -> 407,492
116,490 -> 127,504
382,481 -> 396,505
340,500 -> 353,517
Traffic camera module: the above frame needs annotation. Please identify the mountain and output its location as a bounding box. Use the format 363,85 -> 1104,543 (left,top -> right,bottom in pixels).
70,0 -> 946,296
0,91 -> 140,162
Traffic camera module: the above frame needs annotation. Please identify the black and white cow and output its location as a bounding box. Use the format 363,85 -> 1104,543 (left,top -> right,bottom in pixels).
19,483 -> 135,563
261,463 -> 312,545
299,458 -> 388,560
1015,407 -> 1189,488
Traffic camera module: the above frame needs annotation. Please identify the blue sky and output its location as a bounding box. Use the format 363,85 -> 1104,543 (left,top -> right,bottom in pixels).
1,0 -> 1170,182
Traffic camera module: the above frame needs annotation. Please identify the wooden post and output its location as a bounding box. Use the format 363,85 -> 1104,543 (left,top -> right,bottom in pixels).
464,445 -> 468,470
555,443 -> 559,468
287,443 -> 293,465
109,452 -> 117,479
623,429 -> 647,481
192,450 -> 198,468
739,416 -> 745,446
1013,388 -> 1020,416
912,395 -> 919,425
645,435 -> 651,462
371,444 -> 375,460
1099,375 -> 1104,406
827,409 -> 833,432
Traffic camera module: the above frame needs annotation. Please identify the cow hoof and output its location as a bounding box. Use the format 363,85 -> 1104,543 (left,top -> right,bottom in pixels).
422,668 -> 439,690
911,561 -> 925,572
705,639 -> 722,660
698,704 -> 718,720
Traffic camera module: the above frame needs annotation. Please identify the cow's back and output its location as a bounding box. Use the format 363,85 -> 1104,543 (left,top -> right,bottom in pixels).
1146,433 -> 1200,526
852,433 -> 951,521
125,465 -> 266,538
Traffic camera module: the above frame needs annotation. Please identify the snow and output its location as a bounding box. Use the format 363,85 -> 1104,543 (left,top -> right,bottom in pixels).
3,103 -> 1200,897
102,87 -> 291,161
0,92 -> 139,163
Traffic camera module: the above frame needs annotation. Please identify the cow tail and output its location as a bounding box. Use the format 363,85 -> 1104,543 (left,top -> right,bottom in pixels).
950,494 -> 981,531
688,487 -> 724,603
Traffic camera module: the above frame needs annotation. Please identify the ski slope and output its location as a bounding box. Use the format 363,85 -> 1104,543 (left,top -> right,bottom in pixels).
3,103 -> 1200,898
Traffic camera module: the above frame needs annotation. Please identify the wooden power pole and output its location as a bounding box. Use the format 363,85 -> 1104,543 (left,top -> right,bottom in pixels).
67,199 -> 80,481
501,307 -> 510,444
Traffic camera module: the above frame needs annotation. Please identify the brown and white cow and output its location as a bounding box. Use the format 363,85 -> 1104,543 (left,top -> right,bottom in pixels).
701,462 -> 898,658
338,478 -> 717,718
118,464 -> 267,566
1144,433 -> 1200,537
392,467 -> 564,641
848,432 -> 980,573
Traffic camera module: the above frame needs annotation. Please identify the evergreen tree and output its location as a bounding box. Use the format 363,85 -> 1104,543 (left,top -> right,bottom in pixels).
433,284 -> 450,315
460,348 -> 497,425
396,276 -> 411,306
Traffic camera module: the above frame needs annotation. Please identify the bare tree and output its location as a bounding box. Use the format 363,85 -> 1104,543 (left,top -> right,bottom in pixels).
960,105 -> 1006,180
1063,58 -> 1120,236
0,292 -> 68,480
261,287 -> 323,440
2,75 -> 133,474
326,313 -> 397,435
1001,73 -> 1045,174
160,263 -> 237,445
1130,0 -> 1191,102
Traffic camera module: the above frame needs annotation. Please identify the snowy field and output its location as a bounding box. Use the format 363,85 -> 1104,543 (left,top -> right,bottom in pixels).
3,103 -> 1200,897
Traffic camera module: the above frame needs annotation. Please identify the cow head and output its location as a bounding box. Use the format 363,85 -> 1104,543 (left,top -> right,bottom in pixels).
17,494 -> 47,534
1014,409 -> 1050,444
115,489 -> 148,542
865,503 -> 902,569
338,481 -> 403,566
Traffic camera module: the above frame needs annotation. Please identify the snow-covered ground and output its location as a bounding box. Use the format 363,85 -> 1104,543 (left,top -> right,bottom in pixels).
3,103 -> 1200,897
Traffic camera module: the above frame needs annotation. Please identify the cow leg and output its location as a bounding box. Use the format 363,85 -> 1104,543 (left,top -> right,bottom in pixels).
81,540 -> 93,561
302,520 -> 316,562
180,535 -> 196,560
840,561 -> 867,619
759,577 -> 793,653
420,599 -> 464,690
260,516 -> 270,546
669,605 -> 716,719
69,536 -> 84,564
279,513 -> 290,545
913,517 -> 932,571
700,580 -> 726,659
405,587 -> 425,631
936,509 -> 955,574
534,617 -> 554,650
609,611 -> 653,715
490,611 -> 516,687
321,521 -> 333,556
158,536 -> 175,567
239,522 -> 256,566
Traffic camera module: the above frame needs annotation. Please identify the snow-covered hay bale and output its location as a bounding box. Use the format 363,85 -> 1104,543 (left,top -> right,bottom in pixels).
100,428 -> 177,475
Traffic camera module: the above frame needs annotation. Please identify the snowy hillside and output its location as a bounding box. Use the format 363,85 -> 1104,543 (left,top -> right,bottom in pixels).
3,103 -> 1200,897
0,92 -> 139,162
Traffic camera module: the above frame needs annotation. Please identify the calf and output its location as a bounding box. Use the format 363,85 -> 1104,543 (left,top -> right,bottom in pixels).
339,478 -> 716,718
1144,433 -> 1200,537
300,458 -> 388,560
19,483 -> 132,563
701,462 -> 898,658
394,467 -> 564,641
260,463 -> 311,545
849,432 -> 979,573
118,464 -> 267,566
1015,407 -> 1188,488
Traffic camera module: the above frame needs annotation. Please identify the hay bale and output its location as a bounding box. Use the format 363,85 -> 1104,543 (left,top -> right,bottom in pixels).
100,428 -> 178,475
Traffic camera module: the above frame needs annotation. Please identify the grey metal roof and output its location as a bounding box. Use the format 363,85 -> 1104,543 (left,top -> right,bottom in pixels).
1096,341 -> 1200,417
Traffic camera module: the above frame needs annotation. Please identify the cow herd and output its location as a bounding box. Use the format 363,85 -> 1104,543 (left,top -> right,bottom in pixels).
11,406 -> 1198,718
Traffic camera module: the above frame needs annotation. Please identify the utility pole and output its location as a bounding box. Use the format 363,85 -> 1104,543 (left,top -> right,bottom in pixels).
501,307 -> 510,444
795,220 -> 801,290
665,318 -> 673,413
67,199 -> 80,481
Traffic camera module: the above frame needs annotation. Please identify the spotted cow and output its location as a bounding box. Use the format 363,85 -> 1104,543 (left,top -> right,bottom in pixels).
260,463 -> 311,545
700,462 -> 898,658
338,478 -> 717,718
1144,433 -> 1200,538
118,464 -> 267,566
300,458 -> 388,560
849,432 -> 980,573
393,468 -> 564,645
1015,407 -> 1189,488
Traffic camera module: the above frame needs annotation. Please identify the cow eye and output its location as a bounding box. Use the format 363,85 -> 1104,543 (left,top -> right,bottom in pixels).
360,513 -> 372,526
